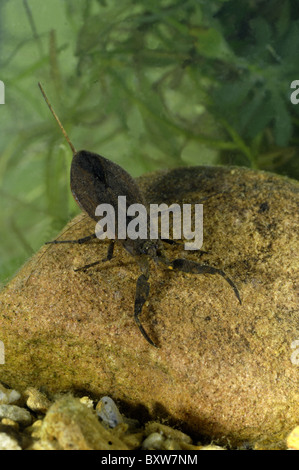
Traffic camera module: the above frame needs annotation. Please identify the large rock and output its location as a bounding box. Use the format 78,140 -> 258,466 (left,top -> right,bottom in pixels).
0,165 -> 298,446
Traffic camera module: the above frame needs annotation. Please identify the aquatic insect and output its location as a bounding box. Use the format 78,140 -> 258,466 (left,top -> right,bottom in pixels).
38,82 -> 241,348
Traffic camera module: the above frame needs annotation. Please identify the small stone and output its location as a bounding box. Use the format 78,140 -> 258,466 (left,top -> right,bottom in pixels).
0,383 -> 21,405
142,432 -> 164,450
0,405 -> 32,426
1,418 -> 19,430
96,396 -> 124,428
287,426 -> 299,450
145,422 -> 192,444
25,419 -> 43,440
36,395 -> 129,450
142,422 -> 195,450
0,432 -> 21,450
199,444 -> 225,450
24,387 -> 51,414
79,396 -> 94,409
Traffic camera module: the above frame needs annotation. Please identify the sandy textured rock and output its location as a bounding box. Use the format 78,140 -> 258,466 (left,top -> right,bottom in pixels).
0,165 -> 298,446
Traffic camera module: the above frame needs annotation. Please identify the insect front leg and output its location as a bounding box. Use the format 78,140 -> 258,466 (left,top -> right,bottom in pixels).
45,233 -> 97,245
25,229 -> 96,286
134,258 -> 158,348
168,258 -> 242,305
74,240 -> 115,272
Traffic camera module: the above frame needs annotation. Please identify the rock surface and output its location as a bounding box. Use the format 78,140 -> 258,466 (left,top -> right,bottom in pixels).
0,165 -> 298,446
0,405 -> 32,426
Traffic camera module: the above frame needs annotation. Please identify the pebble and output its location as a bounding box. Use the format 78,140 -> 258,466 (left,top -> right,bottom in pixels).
0,405 -> 32,427
0,383 -> 21,405
96,396 -> 124,428
79,396 -> 94,409
0,390 -> 292,449
1,418 -> 19,430
24,420 -> 43,440
24,387 -> 51,414
34,395 -> 129,450
0,432 -> 21,450
199,444 -> 225,450
142,432 -> 166,450
143,422 -> 202,450
287,426 -> 299,450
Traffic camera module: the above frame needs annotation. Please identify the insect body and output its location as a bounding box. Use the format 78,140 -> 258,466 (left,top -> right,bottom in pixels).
38,83 -> 241,348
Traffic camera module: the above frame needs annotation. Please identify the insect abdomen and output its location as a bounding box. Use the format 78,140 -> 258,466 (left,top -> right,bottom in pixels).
71,150 -> 146,220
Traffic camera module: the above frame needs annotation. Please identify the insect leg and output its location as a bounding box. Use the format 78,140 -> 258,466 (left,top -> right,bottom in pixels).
25,215 -> 91,286
102,239 -> 115,261
134,259 -> 158,348
162,238 -> 183,246
169,258 -> 241,304
74,241 -> 115,272
45,234 -> 97,245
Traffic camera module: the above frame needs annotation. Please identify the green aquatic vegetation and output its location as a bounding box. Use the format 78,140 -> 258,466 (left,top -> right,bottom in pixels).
0,0 -> 298,283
